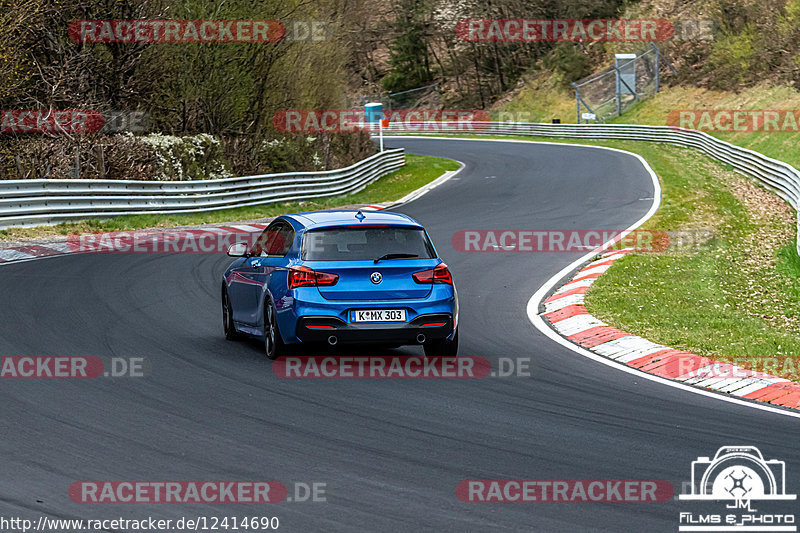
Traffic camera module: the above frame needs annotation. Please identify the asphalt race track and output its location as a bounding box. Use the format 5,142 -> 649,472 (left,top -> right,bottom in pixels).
1,138 -> 798,531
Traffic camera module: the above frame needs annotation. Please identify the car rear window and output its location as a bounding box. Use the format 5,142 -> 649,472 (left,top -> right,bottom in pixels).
302,226 -> 436,261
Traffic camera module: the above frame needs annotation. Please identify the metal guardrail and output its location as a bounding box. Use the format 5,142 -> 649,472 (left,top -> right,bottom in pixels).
0,148 -> 404,228
387,122 -> 800,256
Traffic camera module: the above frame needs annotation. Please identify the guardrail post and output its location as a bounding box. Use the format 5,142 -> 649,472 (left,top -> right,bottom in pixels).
649,42 -> 678,77
71,147 -> 80,179
95,145 -> 106,179
15,155 -> 24,179
653,46 -> 660,93
572,83 -> 598,123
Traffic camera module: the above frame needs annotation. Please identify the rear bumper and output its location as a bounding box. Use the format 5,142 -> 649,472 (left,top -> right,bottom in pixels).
297,313 -> 454,344
277,284 -> 457,344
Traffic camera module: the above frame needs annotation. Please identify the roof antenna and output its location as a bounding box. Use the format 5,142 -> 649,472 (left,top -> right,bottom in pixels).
355,210 -> 365,222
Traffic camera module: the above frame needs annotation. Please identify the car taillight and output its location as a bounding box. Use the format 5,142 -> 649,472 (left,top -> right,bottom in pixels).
289,266 -> 316,288
315,271 -> 339,286
289,266 -> 339,289
412,263 -> 452,285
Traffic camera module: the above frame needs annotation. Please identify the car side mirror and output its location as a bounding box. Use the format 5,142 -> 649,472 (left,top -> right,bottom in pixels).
227,242 -> 250,257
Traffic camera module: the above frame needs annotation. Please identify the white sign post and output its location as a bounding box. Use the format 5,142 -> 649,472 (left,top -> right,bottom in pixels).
365,102 -> 384,152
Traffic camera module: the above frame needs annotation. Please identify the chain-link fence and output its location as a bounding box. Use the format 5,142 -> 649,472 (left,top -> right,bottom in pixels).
352,82 -> 442,111
572,43 -> 676,123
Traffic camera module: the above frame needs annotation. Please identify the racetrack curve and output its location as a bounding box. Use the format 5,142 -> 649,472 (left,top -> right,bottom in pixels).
1,138 -> 798,531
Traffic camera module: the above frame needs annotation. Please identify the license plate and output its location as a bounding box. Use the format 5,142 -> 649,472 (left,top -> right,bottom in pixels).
352,309 -> 406,323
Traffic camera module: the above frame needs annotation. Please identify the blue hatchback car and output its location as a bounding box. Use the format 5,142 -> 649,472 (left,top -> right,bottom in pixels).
221,210 -> 458,359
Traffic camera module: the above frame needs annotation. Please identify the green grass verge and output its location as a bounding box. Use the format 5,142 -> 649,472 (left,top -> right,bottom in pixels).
395,133 -> 800,378
0,154 -> 459,241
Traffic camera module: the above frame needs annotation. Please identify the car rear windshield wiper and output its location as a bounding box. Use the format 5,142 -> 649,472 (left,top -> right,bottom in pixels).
374,253 -> 418,263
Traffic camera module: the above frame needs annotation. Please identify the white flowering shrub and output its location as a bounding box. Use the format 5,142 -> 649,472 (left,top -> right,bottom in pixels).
1,131 -> 374,180
139,133 -> 232,181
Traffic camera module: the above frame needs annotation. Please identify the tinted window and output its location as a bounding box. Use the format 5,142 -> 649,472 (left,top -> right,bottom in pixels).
302,226 -> 436,261
252,221 -> 294,257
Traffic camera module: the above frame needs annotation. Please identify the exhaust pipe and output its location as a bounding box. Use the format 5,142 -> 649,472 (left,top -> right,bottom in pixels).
416,333 -> 426,344
327,335 -> 338,346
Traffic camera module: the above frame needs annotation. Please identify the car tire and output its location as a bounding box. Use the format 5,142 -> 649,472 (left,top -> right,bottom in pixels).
264,299 -> 283,360
222,285 -> 241,341
424,328 -> 458,358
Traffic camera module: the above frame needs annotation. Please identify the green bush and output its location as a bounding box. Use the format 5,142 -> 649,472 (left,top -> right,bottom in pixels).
708,24 -> 758,86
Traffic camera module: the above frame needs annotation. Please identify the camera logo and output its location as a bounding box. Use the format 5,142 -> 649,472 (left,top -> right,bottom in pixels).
678,446 -> 796,533
680,446 -> 795,503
